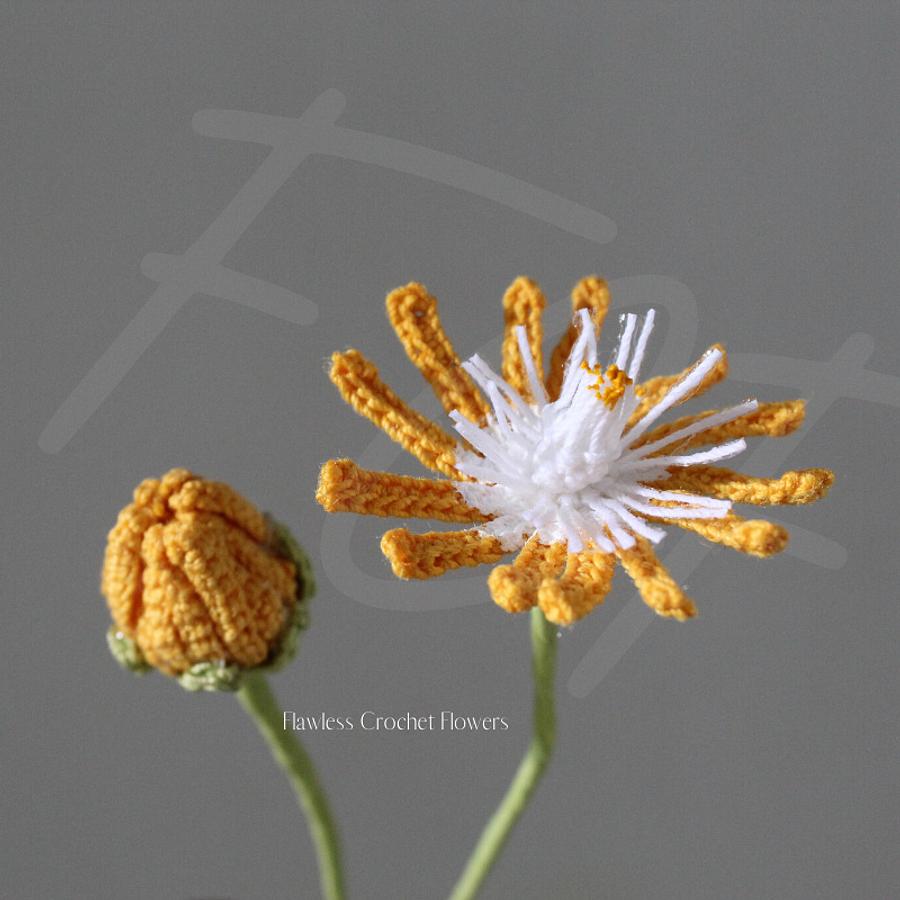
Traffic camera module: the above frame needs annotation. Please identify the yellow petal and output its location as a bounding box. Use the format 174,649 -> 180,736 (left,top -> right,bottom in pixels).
386,282 -> 489,423
164,513 -> 291,667
501,276 -> 546,401
488,538 -> 567,613
134,523 -> 193,674
316,459 -> 487,522
329,349 -> 460,477
538,549 -> 615,625
667,512 -> 789,557
381,528 -> 505,579
650,465 -> 835,505
615,538 -> 697,620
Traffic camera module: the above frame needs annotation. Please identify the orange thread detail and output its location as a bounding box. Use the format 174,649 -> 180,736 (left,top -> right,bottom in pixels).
546,276 -> 610,400
583,362 -> 633,410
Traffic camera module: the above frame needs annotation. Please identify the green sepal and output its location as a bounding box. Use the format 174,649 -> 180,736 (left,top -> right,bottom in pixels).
177,661 -> 243,692
267,515 -> 316,602
260,515 -> 315,673
259,599 -> 309,673
107,629 -> 151,674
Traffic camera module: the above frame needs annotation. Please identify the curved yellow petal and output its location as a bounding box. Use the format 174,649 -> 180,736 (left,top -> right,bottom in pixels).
538,548 -> 616,625
102,502 -> 157,634
650,465 -> 835,505
164,513 -> 293,667
380,528 -> 505,579
329,349 -> 459,477
614,538 -> 697,620
386,282 -> 489,423
134,523 -> 192,674
167,475 -> 268,542
666,512 -> 789,557
488,538 -> 567,613
156,534 -> 229,667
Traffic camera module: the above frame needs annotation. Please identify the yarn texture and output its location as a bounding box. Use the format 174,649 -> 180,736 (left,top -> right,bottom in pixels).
317,277 -> 834,626
102,468 -> 311,685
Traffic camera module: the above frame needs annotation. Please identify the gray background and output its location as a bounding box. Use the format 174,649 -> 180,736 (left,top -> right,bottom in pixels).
3,2 -> 898,898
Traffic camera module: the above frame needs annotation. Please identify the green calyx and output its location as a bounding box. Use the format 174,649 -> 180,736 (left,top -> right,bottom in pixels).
267,514 -> 316,603
107,629 -> 151,674
177,660 -> 244,692
106,516 -> 315,693
260,514 -> 314,675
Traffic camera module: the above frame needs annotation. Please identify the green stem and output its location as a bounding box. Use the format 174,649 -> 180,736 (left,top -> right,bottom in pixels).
448,607 -> 557,900
237,671 -> 346,900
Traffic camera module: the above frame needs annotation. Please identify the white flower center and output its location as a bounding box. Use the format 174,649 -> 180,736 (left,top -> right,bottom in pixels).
450,309 -> 756,554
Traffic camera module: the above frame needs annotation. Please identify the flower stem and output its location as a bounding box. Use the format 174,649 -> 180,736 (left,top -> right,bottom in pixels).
448,607 -> 557,900
237,670 -> 346,900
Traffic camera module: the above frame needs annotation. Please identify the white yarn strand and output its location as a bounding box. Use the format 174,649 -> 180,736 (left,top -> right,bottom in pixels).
624,346 -> 725,445
452,308 -> 751,554
627,309 -> 656,380
623,399 -> 757,460
515,325 -> 548,407
613,313 -> 638,371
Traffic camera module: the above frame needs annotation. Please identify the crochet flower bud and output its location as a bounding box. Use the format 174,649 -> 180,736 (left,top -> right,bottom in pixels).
102,468 -> 311,685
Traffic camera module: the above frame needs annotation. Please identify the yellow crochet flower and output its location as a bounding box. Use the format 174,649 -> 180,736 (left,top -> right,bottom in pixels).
317,277 -> 833,626
102,468 -> 311,687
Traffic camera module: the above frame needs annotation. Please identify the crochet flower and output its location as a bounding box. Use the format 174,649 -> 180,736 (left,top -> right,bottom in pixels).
317,278 -> 833,626
102,468 -> 312,689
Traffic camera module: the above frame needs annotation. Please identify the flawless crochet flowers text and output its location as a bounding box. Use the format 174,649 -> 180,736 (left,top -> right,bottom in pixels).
283,710 -> 510,733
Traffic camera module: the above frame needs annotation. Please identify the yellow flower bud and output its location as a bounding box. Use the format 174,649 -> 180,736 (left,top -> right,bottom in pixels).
102,468 -> 309,681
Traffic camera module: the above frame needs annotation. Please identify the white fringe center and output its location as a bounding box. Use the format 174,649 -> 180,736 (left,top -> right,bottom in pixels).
451,309 -> 755,554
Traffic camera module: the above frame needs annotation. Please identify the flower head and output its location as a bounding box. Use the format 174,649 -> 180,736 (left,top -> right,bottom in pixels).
317,278 -> 833,626
102,468 -> 312,689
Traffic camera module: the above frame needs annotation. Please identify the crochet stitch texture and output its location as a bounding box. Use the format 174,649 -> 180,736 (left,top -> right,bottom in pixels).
317,277 -> 833,626
102,468 -> 299,675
